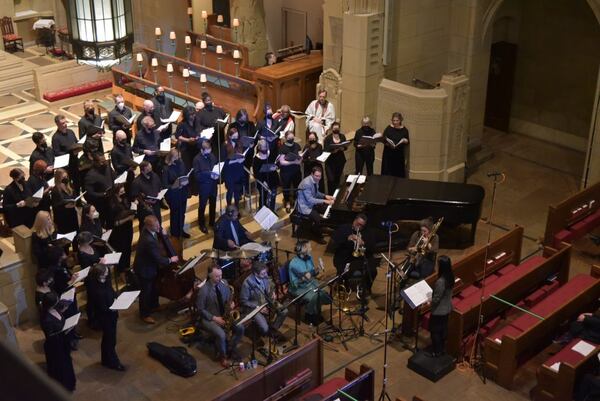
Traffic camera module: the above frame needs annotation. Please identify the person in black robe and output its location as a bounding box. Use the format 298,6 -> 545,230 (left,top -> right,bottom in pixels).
108,94 -> 134,143
110,130 -> 135,196
80,204 -> 102,238
130,161 -> 163,226
40,292 -> 76,392
332,214 -> 378,294
323,122 -> 348,195
213,204 -> 252,251
257,103 -> 279,163
221,129 -> 245,207
195,93 -> 227,155
35,268 -> 54,316
151,86 -> 174,140
278,131 -> 302,213
29,131 -> 54,180
107,184 -> 134,276
86,264 -> 125,370
175,106 -> 200,195
78,100 -> 105,159
252,139 -> 279,212
52,114 -> 81,194
302,131 -> 325,193
133,116 -> 165,175
353,116 -> 377,176
78,230 -> 104,329
193,140 -> 218,233
162,148 -> 189,238
230,108 -> 256,178
84,153 -> 114,227
27,159 -> 52,213
381,112 -> 409,178
2,168 -> 34,228
31,210 -> 56,270
51,168 -> 79,234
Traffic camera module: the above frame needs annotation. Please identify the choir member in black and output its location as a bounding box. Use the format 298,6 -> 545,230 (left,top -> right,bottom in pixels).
86,263 -> 125,370
213,204 -> 252,251
332,214 -> 378,295
52,114 -> 80,194
221,129 -> 245,207
110,130 -> 135,195
406,218 -> 439,280
302,131 -> 323,177
2,168 -> 34,228
77,231 -> 104,269
108,184 -> 134,277
27,159 -> 52,213
133,115 -> 163,174
175,106 -> 200,195
193,140 -> 218,233
40,292 -> 76,392
252,138 -> 279,211
80,204 -> 102,238
107,94 -> 133,142
131,161 -> 163,225
230,109 -> 255,193
135,99 -> 159,132
31,210 -> 56,270
257,103 -> 279,163
278,131 -> 302,213
162,148 -> 189,238
196,93 -> 227,153
353,116 -> 376,176
35,268 -> 54,315
78,100 -> 105,157
84,153 -> 114,226
151,86 -> 173,140
428,255 -> 454,357
230,108 -> 256,139
381,112 -> 409,178
133,215 -> 179,324
323,122 -> 348,195
29,131 -> 54,179
51,168 -> 78,234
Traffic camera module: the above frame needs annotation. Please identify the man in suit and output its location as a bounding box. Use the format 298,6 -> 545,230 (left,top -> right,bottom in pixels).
213,205 -> 252,251
296,166 -> 335,244
84,153 -> 114,227
133,215 -> 178,324
196,265 -> 244,366
108,94 -> 134,143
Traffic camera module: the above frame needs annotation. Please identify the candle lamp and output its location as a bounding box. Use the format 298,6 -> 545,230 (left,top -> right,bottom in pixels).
182,68 -> 190,94
136,53 -> 144,78
216,45 -> 223,71
166,63 -> 174,87
232,18 -> 239,43
217,15 -> 224,39
155,27 -> 162,52
169,31 -> 176,50
185,35 -> 192,60
200,73 -> 207,90
151,57 -> 159,84
187,7 -> 193,31
201,10 -> 208,34
200,40 -> 207,66
233,50 -> 241,77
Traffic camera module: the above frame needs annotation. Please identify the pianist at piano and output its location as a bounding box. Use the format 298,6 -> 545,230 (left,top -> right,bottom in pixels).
295,166 -> 335,244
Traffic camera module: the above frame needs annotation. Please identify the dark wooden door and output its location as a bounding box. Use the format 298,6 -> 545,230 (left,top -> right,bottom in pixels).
484,41 -> 518,132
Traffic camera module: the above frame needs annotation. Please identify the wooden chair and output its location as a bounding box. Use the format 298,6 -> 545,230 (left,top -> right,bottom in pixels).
1,17 -> 24,53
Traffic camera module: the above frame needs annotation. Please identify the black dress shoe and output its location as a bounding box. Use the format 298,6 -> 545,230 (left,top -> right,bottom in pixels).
199,225 -> 208,234
182,231 -> 191,238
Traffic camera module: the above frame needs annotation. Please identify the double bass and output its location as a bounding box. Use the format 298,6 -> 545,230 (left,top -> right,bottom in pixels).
156,232 -> 195,301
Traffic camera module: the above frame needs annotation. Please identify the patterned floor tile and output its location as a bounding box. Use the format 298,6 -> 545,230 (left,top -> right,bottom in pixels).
0,123 -> 25,141
18,112 -> 57,131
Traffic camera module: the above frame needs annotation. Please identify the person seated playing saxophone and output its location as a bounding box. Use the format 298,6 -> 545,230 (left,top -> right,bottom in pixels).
196,265 -> 244,367
239,261 -> 288,342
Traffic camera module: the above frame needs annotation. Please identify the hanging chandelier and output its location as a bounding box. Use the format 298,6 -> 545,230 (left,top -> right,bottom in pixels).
66,0 -> 134,68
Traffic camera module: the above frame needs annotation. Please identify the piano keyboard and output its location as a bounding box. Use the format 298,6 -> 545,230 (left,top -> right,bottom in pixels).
323,189 -> 340,219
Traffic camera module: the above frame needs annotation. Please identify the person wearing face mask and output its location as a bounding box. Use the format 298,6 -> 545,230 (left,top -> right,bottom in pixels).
323,121 -> 348,195
162,148 -> 189,238
221,128 -> 246,208
133,116 -> 166,175
302,131 -> 324,182
151,86 -> 174,140
108,94 -> 134,143
252,138 -> 279,211
193,140 -> 218,233
175,106 -> 199,195
110,130 -> 135,196
353,116 -> 377,176
81,204 -> 102,238
3,168 -> 34,228
108,183 -> 135,279
195,93 -> 227,154
27,159 -> 52,214
134,215 -> 179,324
288,240 -> 331,325
130,160 -> 163,226
51,168 -> 79,234
135,99 -> 160,134
231,109 -> 256,192
52,114 -> 81,194
29,131 -> 54,180
305,89 -> 335,144
257,103 -> 279,164
273,104 -> 295,140
84,153 -> 115,226
78,99 -> 105,140
278,131 -> 302,213
86,263 -> 125,371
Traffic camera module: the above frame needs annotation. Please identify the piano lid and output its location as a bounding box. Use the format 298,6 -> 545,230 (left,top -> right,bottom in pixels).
354,175 -> 484,206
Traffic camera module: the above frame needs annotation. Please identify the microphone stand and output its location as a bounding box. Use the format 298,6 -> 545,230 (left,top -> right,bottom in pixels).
319,267 -> 353,350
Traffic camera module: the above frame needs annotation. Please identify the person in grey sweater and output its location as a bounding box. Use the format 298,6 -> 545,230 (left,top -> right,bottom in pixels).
429,255 -> 454,357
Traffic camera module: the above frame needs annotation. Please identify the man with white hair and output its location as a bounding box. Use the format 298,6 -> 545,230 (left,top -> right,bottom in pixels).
136,99 -> 159,133
304,89 -> 335,144
108,94 -> 134,142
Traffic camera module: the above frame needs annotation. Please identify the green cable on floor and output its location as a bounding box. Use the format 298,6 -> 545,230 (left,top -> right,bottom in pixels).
336,389 -> 358,401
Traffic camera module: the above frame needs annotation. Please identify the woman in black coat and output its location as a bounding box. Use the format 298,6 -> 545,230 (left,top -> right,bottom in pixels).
381,112 -> 409,178
2,168 -> 34,228
323,122 -> 348,195
51,168 -> 79,234
108,184 -> 134,275
162,148 -> 189,238
31,210 -> 56,270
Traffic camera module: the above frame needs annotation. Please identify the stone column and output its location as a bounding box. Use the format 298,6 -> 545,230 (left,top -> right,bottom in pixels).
323,0 -> 344,71
229,0 -> 269,67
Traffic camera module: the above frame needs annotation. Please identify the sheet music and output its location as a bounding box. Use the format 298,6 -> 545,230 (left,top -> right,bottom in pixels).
62,312 -> 81,332
549,362 -> 561,372
216,114 -> 230,124
77,135 -> 86,145
401,280 -> 433,309
158,122 -> 170,132
316,152 -> 330,163
114,172 -> 127,184
148,188 -> 168,201
160,110 -> 181,123
103,252 -> 122,265
56,231 -> 76,242
177,253 -> 204,275
200,127 -> 214,140
47,178 -> 55,187
60,288 -> 75,302
228,157 -> 245,165
101,229 -> 112,242
54,154 -> 70,168
130,201 -> 138,211
254,206 -> 279,231
572,340 -> 596,357
127,113 -> 137,124
159,138 -> 171,152
238,303 -> 268,326
109,290 -> 141,310
211,162 -> 225,176
133,154 -> 145,164
346,174 -> 366,184
33,187 -> 44,199
71,266 -> 90,285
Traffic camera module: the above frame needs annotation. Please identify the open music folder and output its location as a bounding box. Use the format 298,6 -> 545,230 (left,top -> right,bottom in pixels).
400,280 -> 433,309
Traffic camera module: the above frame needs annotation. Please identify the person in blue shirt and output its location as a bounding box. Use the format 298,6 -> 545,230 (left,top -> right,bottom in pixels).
193,140 -> 218,233
162,148 -> 189,238
288,240 -> 331,325
296,166 -> 335,244
221,128 -> 246,208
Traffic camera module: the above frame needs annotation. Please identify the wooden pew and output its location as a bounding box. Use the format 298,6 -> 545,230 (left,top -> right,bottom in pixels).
543,181 -> 600,248
484,265 -> 600,389
401,226 -> 524,335
299,364 -> 374,401
446,244 -> 571,357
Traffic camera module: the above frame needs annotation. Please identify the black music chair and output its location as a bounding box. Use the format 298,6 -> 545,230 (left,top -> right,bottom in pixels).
290,200 -> 312,239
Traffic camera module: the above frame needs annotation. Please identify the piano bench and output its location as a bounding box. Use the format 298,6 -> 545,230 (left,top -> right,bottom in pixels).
290,211 -> 313,238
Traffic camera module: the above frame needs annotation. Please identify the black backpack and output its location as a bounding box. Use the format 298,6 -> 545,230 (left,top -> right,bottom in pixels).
147,342 -> 197,377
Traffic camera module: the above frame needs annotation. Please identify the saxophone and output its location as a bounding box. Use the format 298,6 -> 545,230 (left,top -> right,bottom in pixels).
224,284 -> 241,331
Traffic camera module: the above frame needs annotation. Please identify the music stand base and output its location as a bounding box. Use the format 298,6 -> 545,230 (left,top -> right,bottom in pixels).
407,351 -> 455,382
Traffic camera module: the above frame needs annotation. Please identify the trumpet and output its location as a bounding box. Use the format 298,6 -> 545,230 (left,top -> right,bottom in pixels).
352,229 -> 366,258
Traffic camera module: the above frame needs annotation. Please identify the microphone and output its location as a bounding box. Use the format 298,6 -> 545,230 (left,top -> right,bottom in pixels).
487,171 -> 503,177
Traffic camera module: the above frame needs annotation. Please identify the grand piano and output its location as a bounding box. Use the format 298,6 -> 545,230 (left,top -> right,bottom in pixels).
324,175 -> 485,244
